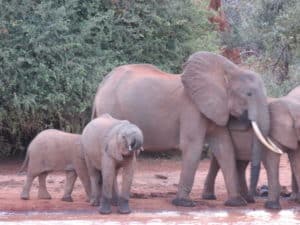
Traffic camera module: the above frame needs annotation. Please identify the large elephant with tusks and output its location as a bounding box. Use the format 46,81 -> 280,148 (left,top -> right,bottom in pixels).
91,51 -> 282,207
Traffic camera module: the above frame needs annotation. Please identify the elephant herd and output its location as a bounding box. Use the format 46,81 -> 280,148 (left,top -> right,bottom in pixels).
19,51 -> 300,214
20,114 -> 144,214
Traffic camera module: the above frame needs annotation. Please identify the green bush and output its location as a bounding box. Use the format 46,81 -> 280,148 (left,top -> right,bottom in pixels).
0,0 -> 219,157
262,64 -> 300,97
220,0 -> 300,94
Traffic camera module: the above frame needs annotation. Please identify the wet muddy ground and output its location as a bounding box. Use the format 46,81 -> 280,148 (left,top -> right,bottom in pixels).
0,154 -> 300,224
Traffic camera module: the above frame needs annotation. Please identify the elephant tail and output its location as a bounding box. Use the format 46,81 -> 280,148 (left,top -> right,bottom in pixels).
18,152 -> 29,175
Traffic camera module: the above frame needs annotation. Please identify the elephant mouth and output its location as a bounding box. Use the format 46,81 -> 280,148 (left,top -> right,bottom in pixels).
122,150 -> 134,158
251,121 -> 283,154
122,145 -> 144,157
231,108 -> 245,118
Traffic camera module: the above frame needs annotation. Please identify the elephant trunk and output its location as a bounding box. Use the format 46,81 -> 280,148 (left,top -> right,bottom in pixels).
249,137 -> 262,196
248,96 -> 270,197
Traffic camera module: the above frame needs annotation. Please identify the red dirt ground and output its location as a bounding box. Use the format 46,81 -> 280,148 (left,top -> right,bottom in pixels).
0,154 -> 298,221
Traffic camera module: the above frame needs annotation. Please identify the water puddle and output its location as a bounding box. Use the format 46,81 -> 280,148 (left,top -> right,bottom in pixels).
0,209 -> 300,224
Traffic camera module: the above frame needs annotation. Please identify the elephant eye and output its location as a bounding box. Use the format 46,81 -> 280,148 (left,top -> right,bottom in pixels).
247,92 -> 252,97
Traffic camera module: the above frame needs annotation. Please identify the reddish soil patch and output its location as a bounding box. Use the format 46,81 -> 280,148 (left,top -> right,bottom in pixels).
0,154 -> 298,220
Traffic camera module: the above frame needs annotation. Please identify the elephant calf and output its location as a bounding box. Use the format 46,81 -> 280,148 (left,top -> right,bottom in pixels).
202,127 -> 282,209
203,86 -> 300,209
81,114 -> 143,214
202,127 -> 258,203
20,129 -> 91,202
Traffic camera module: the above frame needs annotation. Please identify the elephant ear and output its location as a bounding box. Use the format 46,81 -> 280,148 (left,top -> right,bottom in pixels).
105,131 -> 123,162
181,51 -> 237,126
286,99 -> 300,144
269,99 -> 298,150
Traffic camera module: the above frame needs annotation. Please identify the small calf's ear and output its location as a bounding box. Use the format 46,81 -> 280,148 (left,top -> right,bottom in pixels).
293,118 -> 300,143
269,100 -> 298,150
295,124 -> 300,142
286,100 -> 300,142
105,134 -> 123,161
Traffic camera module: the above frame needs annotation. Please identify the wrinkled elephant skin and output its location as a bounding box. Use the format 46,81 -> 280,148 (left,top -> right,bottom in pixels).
92,52 -> 271,207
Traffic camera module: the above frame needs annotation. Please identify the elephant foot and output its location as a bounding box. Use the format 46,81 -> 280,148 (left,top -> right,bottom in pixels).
264,201 -> 281,210
118,197 -> 131,214
242,194 -> 255,203
289,192 -> 297,201
20,192 -> 29,200
61,195 -> 73,202
172,198 -> 196,207
224,196 -> 247,207
202,193 -> 217,200
90,198 -> 100,206
99,197 -> 112,214
38,191 -> 51,200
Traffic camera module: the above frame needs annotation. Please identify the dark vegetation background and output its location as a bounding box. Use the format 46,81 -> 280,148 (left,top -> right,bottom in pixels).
0,0 -> 299,157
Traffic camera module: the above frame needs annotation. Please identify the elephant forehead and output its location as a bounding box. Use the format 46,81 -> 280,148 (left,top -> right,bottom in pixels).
230,72 -> 262,94
122,127 -> 143,140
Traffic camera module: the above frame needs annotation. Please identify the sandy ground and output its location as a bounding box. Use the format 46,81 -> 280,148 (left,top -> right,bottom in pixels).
0,153 -> 299,223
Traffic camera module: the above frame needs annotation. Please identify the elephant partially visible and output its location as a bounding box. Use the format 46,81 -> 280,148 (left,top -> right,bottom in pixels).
202,86 -> 300,209
91,51 -> 281,207
20,129 -> 91,202
81,113 -> 143,214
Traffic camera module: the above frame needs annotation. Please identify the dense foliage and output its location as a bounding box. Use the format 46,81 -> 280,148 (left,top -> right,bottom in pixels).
221,0 -> 300,96
0,0 -> 218,156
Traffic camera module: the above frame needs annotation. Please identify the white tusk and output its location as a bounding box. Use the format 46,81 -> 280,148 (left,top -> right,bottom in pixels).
251,121 -> 282,154
128,145 -> 132,151
267,137 -> 284,154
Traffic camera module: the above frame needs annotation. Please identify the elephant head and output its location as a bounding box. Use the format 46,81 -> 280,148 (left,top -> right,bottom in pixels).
269,90 -> 300,150
181,51 -> 282,192
105,121 -> 144,161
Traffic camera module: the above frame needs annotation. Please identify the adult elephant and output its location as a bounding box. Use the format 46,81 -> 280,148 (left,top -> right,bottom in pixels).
202,86 -> 300,209
92,51 -> 280,207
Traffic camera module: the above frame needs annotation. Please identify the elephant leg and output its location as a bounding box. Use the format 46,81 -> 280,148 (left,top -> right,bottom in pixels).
61,170 -> 77,202
209,127 -> 247,206
38,172 -> 51,199
98,170 -> 103,197
288,151 -> 300,203
288,152 -> 298,201
262,150 -> 281,209
112,173 -> 119,206
20,173 -> 36,200
290,171 -> 298,201
173,145 -> 202,207
172,113 -> 206,207
118,158 -> 135,214
74,157 -> 92,202
85,156 -> 101,206
99,159 -> 115,214
89,168 -> 101,206
202,155 -> 219,200
236,160 -> 254,203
